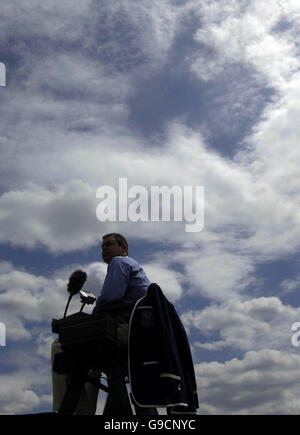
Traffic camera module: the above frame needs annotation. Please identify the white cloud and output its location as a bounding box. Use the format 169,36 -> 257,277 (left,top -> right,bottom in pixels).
1,0 -> 300,414
171,248 -> 256,301
182,297 -> 300,352
0,0 -> 93,45
189,0 -> 300,153
0,180 -> 100,252
0,265 -> 65,342
0,0 -> 299,295
280,275 -> 300,296
143,262 -> 184,301
0,261 -> 95,344
195,349 -> 300,414
0,348 -> 53,414
192,0 -> 300,91
0,386 -> 40,415
86,0 -> 190,69
0,116 -> 300,300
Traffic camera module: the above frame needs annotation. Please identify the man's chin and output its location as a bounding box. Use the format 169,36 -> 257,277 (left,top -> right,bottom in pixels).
102,256 -> 111,263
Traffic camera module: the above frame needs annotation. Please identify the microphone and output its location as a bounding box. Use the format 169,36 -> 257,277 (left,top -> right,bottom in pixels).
67,270 -> 87,296
63,270 -> 87,318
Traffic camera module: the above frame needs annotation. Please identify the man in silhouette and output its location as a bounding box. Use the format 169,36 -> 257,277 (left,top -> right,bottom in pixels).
51,233 -> 151,414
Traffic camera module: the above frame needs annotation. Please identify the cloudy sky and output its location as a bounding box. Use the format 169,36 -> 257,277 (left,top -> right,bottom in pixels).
1,0 -> 300,415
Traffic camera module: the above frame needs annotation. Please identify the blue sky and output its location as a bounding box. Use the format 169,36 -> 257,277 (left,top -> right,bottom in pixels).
1,0 -> 300,414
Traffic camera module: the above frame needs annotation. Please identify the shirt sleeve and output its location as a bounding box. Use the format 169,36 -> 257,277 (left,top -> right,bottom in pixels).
94,257 -> 131,308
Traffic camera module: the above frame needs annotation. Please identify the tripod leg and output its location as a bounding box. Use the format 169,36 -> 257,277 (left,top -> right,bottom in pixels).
133,403 -> 158,415
58,369 -> 87,415
103,370 -> 133,416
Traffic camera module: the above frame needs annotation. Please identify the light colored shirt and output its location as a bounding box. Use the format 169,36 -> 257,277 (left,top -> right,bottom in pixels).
93,256 -> 151,313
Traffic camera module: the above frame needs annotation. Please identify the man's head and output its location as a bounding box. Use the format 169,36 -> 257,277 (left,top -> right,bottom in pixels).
101,233 -> 128,263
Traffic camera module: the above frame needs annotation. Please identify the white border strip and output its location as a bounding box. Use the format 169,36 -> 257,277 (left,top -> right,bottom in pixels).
160,373 -> 181,381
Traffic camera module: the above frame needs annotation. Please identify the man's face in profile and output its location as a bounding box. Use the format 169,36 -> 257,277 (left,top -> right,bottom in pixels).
101,236 -> 127,263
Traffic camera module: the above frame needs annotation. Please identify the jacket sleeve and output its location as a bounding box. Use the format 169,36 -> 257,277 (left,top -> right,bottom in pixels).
154,291 -> 198,412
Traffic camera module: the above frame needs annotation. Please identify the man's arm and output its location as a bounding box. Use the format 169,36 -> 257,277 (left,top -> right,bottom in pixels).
93,257 -> 130,312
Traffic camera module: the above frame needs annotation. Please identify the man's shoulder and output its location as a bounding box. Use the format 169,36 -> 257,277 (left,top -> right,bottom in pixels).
110,256 -> 139,267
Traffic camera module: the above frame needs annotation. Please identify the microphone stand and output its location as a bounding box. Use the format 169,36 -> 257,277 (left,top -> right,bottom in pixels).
63,293 -> 74,318
79,302 -> 87,313
63,291 -> 92,317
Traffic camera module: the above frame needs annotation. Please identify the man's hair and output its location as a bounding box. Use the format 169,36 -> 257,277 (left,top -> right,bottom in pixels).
103,233 -> 128,255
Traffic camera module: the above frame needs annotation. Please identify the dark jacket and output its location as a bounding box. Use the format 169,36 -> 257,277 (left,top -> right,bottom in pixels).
128,283 -> 199,414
